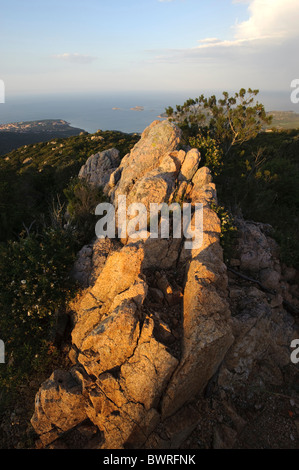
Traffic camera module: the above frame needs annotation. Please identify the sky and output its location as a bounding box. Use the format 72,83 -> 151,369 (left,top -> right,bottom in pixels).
1,0 -> 298,96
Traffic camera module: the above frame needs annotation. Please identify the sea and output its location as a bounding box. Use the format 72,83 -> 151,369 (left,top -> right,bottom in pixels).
0,90 -> 298,134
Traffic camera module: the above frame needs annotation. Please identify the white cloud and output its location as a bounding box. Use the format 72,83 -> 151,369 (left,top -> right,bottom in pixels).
198,38 -> 219,44
150,0 -> 299,90
53,53 -> 97,64
234,0 -> 299,41
192,0 -> 299,51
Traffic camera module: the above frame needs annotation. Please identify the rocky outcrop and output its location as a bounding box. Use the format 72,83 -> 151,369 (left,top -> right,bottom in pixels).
31,119 -> 233,449
79,148 -> 120,188
219,218 -> 299,393
30,119 -> 298,449
106,120 -> 181,204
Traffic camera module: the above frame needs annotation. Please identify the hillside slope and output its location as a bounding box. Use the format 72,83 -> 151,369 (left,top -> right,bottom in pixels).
0,120 -> 86,156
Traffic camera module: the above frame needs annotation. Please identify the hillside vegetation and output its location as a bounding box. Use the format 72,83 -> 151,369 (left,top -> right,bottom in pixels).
166,89 -> 299,268
0,129 -> 139,404
0,130 -> 139,242
0,120 -> 86,156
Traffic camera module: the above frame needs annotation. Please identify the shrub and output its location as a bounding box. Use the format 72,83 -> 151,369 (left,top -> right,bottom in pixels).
64,177 -> 107,244
0,226 -> 78,394
166,88 -> 272,155
211,201 -> 238,263
189,132 -> 223,176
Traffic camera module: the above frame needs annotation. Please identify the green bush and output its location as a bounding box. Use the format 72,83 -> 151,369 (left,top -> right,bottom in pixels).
189,132 -> 223,176
211,202 -> 238,262
0,226 -> 78,394
64,177 -> 107,244
214,130 -> 299,268
166,88 -> 272,155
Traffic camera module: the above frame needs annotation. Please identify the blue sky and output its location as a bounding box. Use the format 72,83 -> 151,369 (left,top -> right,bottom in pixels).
1,0 -> 298,95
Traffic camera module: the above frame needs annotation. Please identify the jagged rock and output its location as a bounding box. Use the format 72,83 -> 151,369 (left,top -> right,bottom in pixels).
142,236 -> 182,270
119,317 -> 179,410
30,118 -> 299,450
84,244 -> 144,309
107,167 -> 122,192
31,119 -> 235,449
191,166 -> 217,203
126,167 -> 176,212
235,219 -> 276,273
270,293 -> 284,308
79,148 -> 120,188
109,120 -> 181,203
219,218 -> 299,392
219,284 -> 295,391
31,369 -> 87,446
71,238 -> 114,287
170,149 -> 186,163
178,149 -> 201,181
76,299 -> 142,377
71,243 -> 145,349
259,267 -> 281,291
161,254 -> 233,418
85,373 -> 161,449
192,166 -> 213,188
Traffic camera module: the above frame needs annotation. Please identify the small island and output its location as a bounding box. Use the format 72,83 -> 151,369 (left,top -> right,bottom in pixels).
130,106 -> 144,111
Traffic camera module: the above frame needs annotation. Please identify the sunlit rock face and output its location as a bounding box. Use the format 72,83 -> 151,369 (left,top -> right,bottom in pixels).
31,119 -> 235,449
